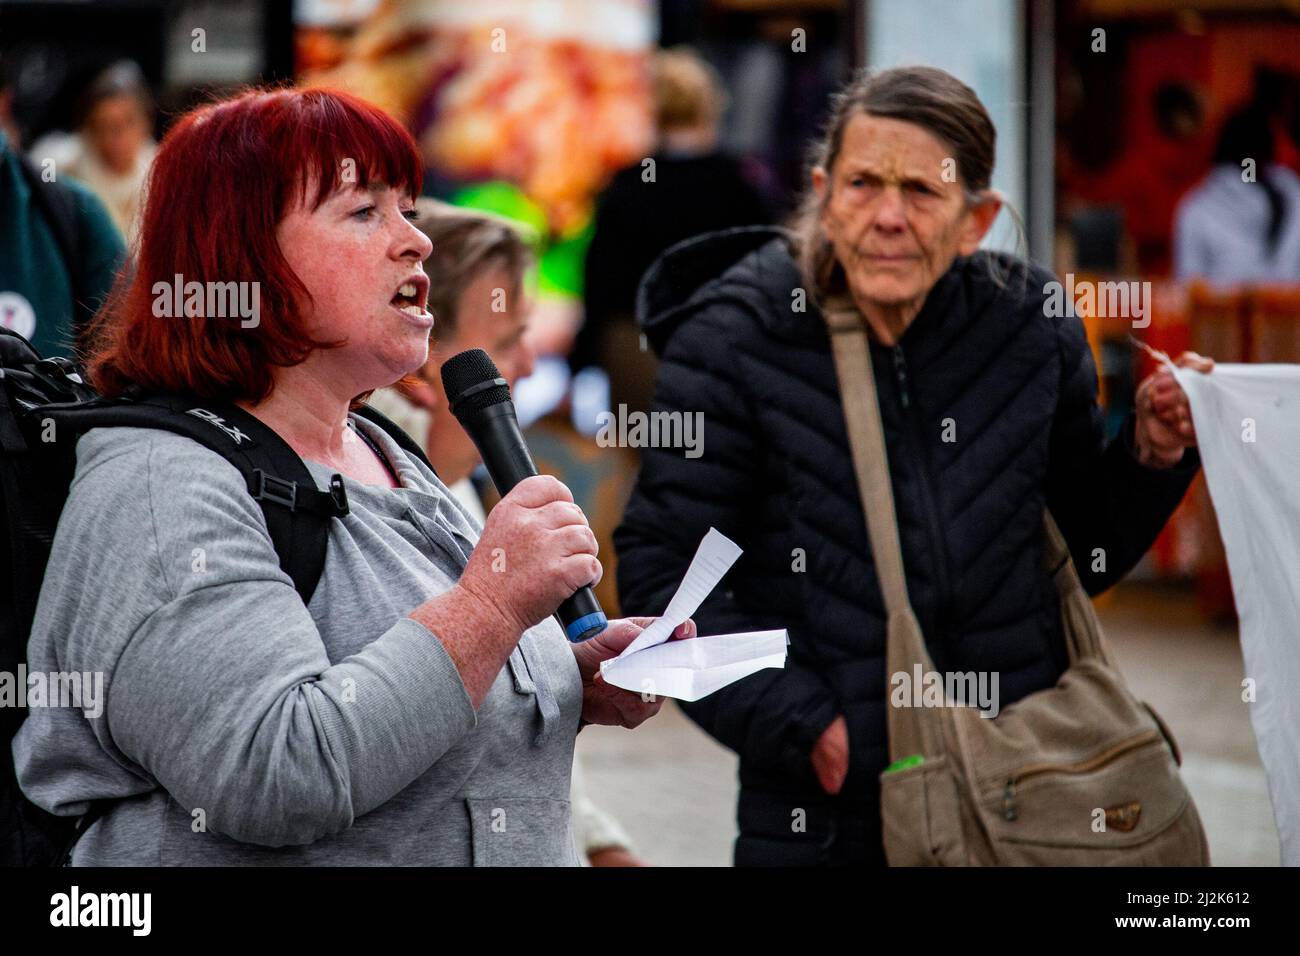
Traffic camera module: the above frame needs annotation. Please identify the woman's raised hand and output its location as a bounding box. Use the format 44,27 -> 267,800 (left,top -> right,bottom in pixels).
571,616 -> 695,728
1134,351 -> 1214,469
457,475 -> 602,636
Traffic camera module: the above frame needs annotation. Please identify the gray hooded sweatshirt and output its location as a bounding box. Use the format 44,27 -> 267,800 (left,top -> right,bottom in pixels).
13,415 -> 583,865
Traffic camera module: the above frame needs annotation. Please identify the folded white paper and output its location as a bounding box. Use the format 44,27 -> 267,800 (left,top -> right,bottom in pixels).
601,630 -> 788,702
621,528 -> 743,655
600,528 -> 788,701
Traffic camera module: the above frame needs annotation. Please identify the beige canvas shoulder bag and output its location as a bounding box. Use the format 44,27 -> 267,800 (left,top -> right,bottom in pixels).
825,302 -> 1210,866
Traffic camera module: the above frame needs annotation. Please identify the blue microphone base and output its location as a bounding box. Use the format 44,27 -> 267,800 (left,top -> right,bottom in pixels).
564,611 -> 608,643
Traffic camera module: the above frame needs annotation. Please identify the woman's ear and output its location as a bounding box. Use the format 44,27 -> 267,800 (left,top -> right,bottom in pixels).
957,190 -> 1003,255
812,165 -> 828,200
812,166 -> 830,227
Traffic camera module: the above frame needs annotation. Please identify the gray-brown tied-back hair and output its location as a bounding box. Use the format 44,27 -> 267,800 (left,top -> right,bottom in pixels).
791,65 -> 1003,303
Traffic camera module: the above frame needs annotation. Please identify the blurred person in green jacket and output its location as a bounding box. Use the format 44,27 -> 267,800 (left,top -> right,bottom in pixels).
0,56 -> 125,358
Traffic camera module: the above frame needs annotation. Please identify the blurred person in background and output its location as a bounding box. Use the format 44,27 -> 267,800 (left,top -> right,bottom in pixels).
0,55 -> 125,358
370,201 -> 646,866
572,45 -> 771,417
1057,80 -> 1210,278
29,60 -> 157,249
1174,106 -> 1300,285
616,66 -> 1213,866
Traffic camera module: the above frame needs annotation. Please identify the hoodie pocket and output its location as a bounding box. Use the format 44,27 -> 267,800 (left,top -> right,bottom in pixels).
465,797 -> 578,866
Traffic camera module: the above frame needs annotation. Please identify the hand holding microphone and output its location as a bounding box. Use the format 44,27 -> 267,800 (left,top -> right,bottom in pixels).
457,474 -> 602,638
441,349 -> 684,731
441,348 -> 608,642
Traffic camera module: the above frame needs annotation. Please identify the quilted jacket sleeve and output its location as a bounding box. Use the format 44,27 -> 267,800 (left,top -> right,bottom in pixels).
1044,305 -> 1201,595
614,303 -> 838,779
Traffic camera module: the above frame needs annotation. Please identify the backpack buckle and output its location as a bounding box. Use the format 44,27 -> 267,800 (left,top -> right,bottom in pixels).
329,474 -> 349,515
251,469 -> 297,510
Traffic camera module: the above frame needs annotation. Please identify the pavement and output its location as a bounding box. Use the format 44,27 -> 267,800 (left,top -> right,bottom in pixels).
575,581 -> 1281,866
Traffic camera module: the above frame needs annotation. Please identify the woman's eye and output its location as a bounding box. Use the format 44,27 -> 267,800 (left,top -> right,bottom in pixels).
351,206 -> 376,220
402,209 -> 420,222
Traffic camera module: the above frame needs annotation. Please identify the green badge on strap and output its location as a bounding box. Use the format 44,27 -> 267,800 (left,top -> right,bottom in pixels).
884,754 -> 925,774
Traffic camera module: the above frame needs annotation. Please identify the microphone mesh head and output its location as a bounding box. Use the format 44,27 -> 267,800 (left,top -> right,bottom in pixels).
440,348 -> 511,415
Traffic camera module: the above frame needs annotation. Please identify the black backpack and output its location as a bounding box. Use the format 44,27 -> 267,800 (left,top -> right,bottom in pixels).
0,326 -> 434,865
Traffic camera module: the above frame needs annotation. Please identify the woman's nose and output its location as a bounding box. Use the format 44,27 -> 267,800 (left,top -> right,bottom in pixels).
502,342 -> 535,387
515,340 -> 536,382
396,215 -> 433,261
873,188 -> 908,231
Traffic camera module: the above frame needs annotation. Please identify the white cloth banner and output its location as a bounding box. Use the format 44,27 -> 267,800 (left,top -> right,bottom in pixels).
1175,362 -> 1300,865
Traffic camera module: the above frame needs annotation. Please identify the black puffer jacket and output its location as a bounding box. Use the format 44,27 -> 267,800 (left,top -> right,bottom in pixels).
614,227 -> 1200,866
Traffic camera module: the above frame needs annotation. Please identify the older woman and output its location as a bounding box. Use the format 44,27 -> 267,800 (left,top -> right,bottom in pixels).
615,66 -> 1212,867
14,87 -> 685,865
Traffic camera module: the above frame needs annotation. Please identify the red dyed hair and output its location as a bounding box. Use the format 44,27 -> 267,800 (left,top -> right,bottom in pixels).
86,86 -> 424,403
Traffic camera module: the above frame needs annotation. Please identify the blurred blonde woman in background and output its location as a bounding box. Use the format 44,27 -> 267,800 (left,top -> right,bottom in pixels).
370,200 -> 645,865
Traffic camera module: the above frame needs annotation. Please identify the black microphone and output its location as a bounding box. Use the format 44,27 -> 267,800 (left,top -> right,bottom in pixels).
440,348 -> 608,643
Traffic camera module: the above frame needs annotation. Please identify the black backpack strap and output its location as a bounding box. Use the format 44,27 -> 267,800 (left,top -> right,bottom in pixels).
11,389 -> 349,864
354,401 -> 438,478
42,395 -> 349,604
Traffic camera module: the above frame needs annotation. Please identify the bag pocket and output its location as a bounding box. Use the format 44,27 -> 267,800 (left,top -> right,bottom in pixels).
975,731 -> 1204,864
879,754 -> 968,866
1142,701 -> 1183,766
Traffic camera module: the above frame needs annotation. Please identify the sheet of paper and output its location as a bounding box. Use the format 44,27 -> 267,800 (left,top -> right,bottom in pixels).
600,630 -> 788,702
621,527 -> 743,656
600,527 -> 786,701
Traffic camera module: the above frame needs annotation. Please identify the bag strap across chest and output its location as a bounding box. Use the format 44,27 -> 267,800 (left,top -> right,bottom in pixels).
823,299 -> 1110,759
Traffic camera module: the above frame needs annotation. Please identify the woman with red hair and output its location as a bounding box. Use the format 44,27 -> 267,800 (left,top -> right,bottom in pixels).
13,87 -> 683,865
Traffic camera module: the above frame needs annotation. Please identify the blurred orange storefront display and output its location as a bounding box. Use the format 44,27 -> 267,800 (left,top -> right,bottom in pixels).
297,0 -> 655,236
1250,286 -> 1300,364
1110,281 -> 1300,621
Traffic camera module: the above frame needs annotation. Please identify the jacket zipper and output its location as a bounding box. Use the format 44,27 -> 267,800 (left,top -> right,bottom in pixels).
889,345 -> 952,644
1000,730 -> 1162,821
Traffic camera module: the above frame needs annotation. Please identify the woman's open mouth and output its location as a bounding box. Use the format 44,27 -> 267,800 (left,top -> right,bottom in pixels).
389,275 -> 433,328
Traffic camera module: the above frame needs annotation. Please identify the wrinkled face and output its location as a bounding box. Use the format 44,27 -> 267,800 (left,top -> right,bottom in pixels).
276,180 -> 434,397
422,265 -> 536,478
814,113 -> 993,315
85,95 -> 151,175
